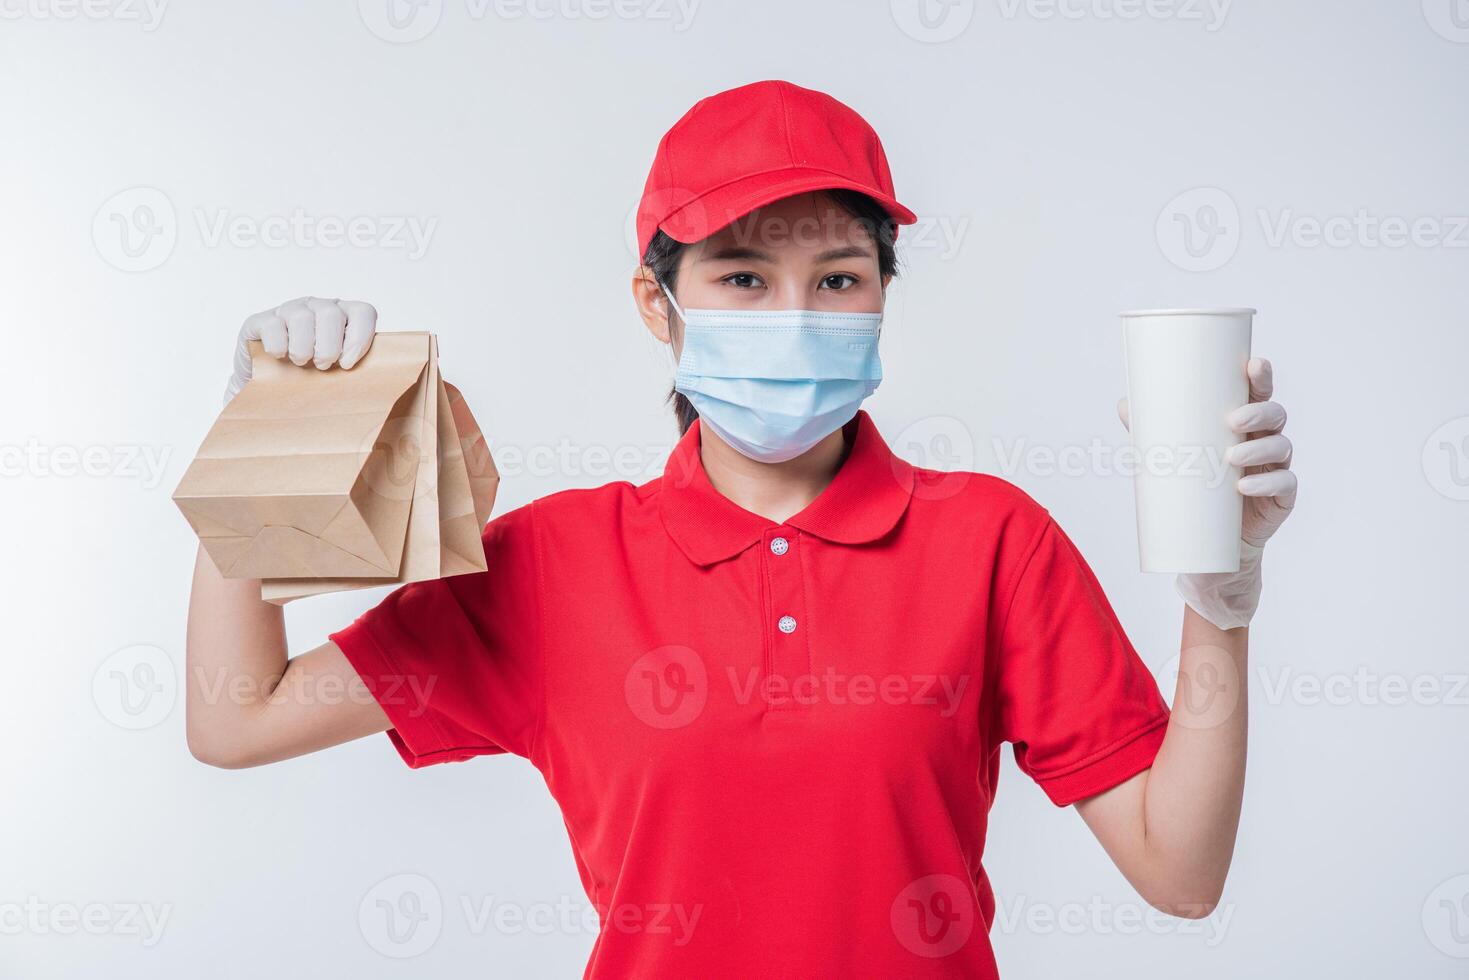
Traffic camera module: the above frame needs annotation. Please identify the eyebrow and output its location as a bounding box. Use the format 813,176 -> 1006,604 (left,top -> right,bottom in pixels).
814,245 -> 875,262
698,244 -> 876,263
699,245 -> 776,263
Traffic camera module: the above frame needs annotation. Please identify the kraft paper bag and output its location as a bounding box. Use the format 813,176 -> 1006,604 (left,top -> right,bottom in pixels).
445,382 -> 498,547
174,333 -> 433,579
258,344 -> 499,603
175,332 -> 498,603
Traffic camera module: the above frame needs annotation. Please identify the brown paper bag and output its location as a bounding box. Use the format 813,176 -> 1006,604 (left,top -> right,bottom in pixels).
174,333 -> 431,579
444,382 -> 497,548
258,342 -> 499,603
174,332 -> 498,603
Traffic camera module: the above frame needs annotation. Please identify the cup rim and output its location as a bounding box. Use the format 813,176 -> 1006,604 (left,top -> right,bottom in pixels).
1117,307 -> 1257,318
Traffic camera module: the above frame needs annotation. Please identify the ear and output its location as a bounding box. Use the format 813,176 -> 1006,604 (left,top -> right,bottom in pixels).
632,266 -> 674,344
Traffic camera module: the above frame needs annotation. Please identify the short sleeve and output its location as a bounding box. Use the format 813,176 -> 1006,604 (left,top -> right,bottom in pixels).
330,503 -> 541,767
991,517 -> 1169,806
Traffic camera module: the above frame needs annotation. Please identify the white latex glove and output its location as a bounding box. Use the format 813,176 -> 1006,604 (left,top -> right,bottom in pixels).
1118,357 -> 1298,630
225,297 -> 378,403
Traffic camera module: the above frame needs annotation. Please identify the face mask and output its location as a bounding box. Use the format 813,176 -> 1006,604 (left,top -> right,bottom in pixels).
661,284 -> 884,463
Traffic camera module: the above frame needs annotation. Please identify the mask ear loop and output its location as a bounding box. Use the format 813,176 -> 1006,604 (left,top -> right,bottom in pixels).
657,280 -> 683,373
658,281 -> 688,323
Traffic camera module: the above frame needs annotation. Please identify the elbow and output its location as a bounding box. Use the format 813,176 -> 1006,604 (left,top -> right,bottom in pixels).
187,735 -> 246,770
185,694 -> 259,769
1157,898 -> 1221,920
186,721 -> 256,770
1139,883 -> 1226,920
1131,848 -> 1234,920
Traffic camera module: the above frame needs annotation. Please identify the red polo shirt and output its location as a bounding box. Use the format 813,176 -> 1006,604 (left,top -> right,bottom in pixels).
331,410 -> 1169,978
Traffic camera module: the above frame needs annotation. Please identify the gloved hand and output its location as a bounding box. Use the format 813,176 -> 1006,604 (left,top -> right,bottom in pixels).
225,297 -> 379,403
1117,357 -> 1297,630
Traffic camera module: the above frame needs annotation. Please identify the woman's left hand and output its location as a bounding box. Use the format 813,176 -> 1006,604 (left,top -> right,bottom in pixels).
1118,357 -> 1298,629
1225,357 -> 1297,548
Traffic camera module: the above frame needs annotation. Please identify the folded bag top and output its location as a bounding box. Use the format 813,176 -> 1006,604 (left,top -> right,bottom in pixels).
174,333 -> 434,580
256,341 -> 499,604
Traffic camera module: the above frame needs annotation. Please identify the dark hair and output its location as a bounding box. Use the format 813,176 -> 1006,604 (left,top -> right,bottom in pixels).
642,189 -> 901,435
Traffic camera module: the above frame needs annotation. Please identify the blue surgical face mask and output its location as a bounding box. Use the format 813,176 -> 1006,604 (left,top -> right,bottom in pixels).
661,283 -> 884,463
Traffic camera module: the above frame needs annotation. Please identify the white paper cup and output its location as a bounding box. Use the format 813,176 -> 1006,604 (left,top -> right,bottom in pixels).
1120,308 -> 1253,573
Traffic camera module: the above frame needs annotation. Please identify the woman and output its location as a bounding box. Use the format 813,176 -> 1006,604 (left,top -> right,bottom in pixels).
187,80 -> 1296,977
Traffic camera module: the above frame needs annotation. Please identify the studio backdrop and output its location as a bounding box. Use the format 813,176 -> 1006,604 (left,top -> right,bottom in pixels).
1,1 -> 1466,977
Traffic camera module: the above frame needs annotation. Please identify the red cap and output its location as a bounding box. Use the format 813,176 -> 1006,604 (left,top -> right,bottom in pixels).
636,80 -> 918,259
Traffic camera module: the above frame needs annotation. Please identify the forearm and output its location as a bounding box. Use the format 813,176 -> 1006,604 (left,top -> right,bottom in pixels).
185,545 -> 392,767
1076,605 -> 1247,915
1138,605 -> 1248,908
185,545 -> 290,762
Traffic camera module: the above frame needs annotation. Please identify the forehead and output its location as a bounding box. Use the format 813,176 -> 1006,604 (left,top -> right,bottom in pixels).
695,192 -> 876,258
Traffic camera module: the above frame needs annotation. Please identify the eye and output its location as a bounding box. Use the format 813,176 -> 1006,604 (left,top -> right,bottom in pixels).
721,272 -> 764,289
820,273 -> 859,291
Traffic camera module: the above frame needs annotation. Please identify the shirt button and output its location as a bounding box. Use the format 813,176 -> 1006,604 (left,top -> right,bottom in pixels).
770,536 -> 790,556
777,615 -> 798,634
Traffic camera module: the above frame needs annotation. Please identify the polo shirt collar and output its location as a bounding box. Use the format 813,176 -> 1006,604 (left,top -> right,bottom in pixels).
658,411 -> 915,567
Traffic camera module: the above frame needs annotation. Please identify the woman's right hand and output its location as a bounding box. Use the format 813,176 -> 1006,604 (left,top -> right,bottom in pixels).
225,297 -> 378,403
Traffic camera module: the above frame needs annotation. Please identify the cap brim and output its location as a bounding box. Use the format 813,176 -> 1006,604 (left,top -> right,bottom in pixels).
658,168 -> 918,248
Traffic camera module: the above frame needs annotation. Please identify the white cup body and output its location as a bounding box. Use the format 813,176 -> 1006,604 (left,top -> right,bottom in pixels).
1120,308 -> 1253,573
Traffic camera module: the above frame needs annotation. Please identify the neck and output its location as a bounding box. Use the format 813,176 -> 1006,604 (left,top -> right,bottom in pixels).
698,426 -> 849,525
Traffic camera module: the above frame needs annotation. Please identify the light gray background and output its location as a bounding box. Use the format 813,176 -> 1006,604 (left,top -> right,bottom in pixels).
2,0 -> 1466,976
